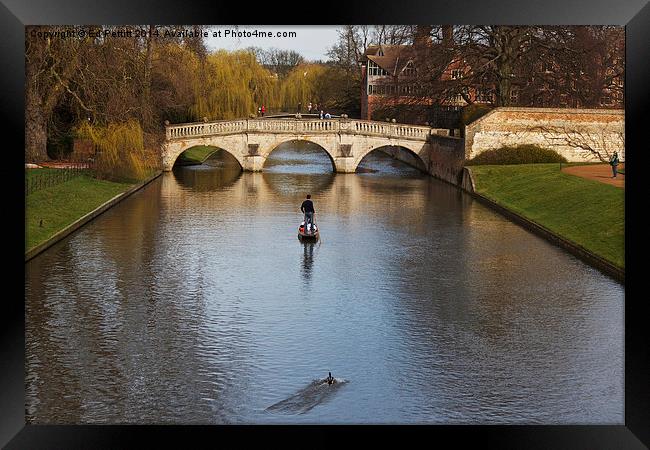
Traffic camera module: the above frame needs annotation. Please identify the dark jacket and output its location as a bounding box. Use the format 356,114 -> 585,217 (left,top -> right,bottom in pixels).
301,199 -> 314,214
609,154 -> 619,166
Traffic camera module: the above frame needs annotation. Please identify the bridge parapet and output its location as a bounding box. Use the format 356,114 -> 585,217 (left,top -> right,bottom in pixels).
166,118 -> 433,142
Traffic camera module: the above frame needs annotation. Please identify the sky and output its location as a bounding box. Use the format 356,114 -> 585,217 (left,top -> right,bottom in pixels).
205,26 -> 341,62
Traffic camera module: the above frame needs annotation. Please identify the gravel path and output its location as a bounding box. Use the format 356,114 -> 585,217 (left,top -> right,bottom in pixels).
562,163 -> 625,188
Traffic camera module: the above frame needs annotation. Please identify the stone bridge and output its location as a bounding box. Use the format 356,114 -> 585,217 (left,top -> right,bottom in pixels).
163,118 -> 465,181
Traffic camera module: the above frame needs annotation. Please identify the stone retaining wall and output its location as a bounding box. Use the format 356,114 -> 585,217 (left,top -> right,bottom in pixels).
379,134 -> 466,186
465,107 -> 625,162
426,134 -> 466,185
381,134 -> 465,185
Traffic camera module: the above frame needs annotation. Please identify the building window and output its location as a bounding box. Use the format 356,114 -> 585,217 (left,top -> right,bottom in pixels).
510,88 -> 519,104
402,62 -> 416,76
476,88 -> 492,103
451,69 -> 463,80
369,83 -> 400,96
368,60 -> 388,76
369,84 -> 382,95
399,84 -> 417,95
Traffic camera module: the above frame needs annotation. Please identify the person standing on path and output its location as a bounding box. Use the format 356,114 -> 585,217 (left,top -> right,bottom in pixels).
261,105 -> 266,117
609,151 -> 619,178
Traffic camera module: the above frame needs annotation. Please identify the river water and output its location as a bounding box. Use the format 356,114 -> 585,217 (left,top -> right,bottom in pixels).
25,143 -> 624,424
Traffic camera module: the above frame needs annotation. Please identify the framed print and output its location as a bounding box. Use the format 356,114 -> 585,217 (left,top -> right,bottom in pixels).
2,0 -> 648,447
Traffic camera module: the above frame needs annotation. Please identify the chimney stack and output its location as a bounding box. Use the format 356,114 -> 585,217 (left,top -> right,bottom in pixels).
414,25 -> 433,46
442,25 -> 453,48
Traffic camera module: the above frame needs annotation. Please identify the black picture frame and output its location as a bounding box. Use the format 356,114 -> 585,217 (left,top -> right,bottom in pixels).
3,0 -> 648,447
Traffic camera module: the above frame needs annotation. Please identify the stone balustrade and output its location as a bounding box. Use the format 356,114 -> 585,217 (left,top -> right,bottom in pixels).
166,118 -> 433,141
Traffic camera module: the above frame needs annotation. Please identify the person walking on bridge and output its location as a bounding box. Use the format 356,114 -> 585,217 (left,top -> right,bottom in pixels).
301,194 -> 315,233
261,105 -> 266,117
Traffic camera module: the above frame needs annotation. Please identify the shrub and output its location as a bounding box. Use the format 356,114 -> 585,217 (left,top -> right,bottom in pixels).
465,144 -> 568,165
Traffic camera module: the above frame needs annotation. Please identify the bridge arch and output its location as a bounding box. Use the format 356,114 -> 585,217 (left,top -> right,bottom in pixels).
163,135 -> 248,171
262,138 -> 337,172
353,143 -> 428,173
175,145 -> 243,169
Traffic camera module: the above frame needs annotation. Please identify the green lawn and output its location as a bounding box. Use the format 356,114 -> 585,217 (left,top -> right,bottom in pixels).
26,167 -> 68,179
26,174 -> 134,252
470,164 -> 624,269
26,167 -> 87,184
176,145 -> 218,164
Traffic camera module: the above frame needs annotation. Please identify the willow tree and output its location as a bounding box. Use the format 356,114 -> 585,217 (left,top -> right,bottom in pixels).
192,50 -> 278,120
76,119 -> 157,181
278,64 -> 328,112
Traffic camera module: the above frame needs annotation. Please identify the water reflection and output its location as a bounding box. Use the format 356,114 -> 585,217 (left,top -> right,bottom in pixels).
264,140 -> 335,174
173,151 -> 242,192
25,143 -> 624,425
301,241 -> 316,285
262,142 -> 336,197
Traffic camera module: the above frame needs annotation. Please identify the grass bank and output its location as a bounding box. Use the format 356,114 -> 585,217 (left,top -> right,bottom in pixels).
469,164 -> 624,269
26,167 -> 68,179
26,174 -> 134,252
176,145 -> 217,165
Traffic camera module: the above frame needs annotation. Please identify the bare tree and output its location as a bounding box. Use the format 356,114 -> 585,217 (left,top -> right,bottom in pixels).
25,26 -> 88,162
250,47 -> 305,78
529,123 -> 625,162
371,25 -> 417,46
407,25 -> 624,109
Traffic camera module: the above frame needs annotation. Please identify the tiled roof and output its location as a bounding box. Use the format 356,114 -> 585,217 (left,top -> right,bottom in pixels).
365,44 -> 417,76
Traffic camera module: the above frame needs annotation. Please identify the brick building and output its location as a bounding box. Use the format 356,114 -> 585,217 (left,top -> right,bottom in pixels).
360,26 -> 624,123
360,43 -> 422,120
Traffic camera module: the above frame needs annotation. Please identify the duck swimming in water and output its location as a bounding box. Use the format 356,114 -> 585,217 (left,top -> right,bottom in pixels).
326,372 -> 334,385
